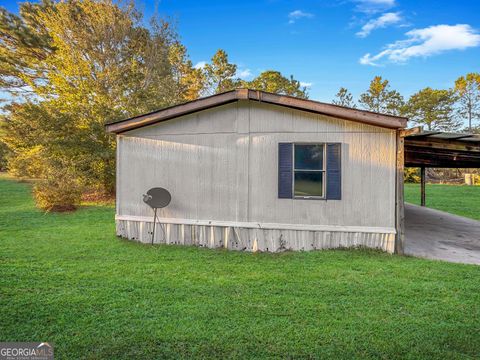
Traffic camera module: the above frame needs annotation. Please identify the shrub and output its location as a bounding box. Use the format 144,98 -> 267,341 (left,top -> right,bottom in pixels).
33,158 -> 83,212
0,139 -> 9,172
34,176 -> 83,212
404,167 -> 420,183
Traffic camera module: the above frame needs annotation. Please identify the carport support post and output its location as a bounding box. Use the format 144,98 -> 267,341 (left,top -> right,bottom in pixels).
420,167 -> 426,207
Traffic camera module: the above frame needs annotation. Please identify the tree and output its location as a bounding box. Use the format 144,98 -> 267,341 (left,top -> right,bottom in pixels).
0,2 -> 312,211
245,71 -> 308,99
168,43 -> 205,102
359,76 -> 404,115
0,0 -> 183,208
1,102 -> 49,179
332,87 -> 356,108
454,73 -> 480,132
203,49 -> 240,94
404,88 -> 461,131
0,2 -> 55,98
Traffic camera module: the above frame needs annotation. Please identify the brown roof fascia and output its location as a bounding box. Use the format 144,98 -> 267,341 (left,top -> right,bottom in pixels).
106,88 -> 407,134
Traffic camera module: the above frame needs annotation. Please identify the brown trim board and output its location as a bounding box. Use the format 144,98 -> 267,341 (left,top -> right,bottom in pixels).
105,89 -> 408,133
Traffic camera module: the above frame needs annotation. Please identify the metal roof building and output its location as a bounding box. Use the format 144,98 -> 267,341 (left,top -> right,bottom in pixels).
106,89 -> 479,255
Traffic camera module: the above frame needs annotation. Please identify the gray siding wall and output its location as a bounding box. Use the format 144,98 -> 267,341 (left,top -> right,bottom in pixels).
117,101 -> 396,228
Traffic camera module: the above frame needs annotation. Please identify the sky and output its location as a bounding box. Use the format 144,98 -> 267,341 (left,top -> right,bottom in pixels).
2,0 -> 480,103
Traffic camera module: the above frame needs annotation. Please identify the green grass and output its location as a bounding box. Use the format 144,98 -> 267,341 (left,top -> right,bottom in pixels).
0,174 -> 479,359
405,183 -> 480,220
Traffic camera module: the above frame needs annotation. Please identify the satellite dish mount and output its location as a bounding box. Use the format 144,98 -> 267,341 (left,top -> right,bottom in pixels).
142,187 -> 171,244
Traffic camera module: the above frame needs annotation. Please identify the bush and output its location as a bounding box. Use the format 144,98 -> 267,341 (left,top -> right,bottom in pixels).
0,139 -> 9,172
404,167 -> 420,183
33,159 -> 83,212
34,176 -> 83,212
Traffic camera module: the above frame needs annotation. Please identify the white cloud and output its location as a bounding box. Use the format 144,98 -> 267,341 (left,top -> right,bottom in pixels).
354,0 -> 396,14
288,10 -> 314,24
237,68 -> 252,79
300,82 -> 313,88
360,24 -> 480,66
193,61 -> 207,69
356,12 -> 402,37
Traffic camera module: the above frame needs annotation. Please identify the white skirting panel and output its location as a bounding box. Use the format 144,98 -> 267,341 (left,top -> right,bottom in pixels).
116,219 -> 396,253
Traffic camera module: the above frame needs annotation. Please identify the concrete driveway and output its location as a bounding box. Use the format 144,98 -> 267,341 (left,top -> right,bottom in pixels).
405,203 -> 480,265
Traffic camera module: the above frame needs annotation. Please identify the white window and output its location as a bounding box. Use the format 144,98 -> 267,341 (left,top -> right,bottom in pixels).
293,144 -> 325,198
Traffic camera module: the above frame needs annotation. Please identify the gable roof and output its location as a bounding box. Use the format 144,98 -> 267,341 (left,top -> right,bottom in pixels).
105,88 -> 408,134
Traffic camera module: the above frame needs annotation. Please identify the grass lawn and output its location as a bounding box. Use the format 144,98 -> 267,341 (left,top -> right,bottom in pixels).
1,174 -> 479,359
405,183 -> 480,220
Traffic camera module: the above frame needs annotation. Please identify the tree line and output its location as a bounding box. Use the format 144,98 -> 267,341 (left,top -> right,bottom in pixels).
332,75 -> 480,185
332,75 -> 480,133
0,1 -> 478,210
0,0 -> 307,210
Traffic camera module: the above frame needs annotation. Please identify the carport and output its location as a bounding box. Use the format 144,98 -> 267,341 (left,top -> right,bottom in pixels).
398,128 -> 480,264
404,129 -> 480,206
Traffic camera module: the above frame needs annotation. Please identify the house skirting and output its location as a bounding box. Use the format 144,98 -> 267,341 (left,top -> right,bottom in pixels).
115,215 -> 396,253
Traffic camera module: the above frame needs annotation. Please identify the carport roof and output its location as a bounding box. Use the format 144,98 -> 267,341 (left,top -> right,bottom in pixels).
405,129 -> 480,168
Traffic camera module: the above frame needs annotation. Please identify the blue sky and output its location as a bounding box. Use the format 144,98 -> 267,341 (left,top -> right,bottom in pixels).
3,0 -> 480,102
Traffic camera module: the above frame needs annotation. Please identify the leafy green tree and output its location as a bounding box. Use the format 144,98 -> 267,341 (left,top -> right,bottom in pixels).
245,71 -> 308,99
0,0 -> 182,207
169,43 -> 206,102
359,76 -> 404,115
1,103 -> 48,179
332,87 -> 356,108
203,49 -> 240,94
454,73 -> 480,132
0,1 -> 317,211
0,2 -> 55,97
404,88 -> 461,131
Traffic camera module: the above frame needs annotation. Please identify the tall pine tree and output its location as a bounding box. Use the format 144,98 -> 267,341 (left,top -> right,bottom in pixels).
332,87 -> 356,108
454,73 -> 480,132
404,88 -> 461,131
359,76 -> 404,115
245,71 -> 308,98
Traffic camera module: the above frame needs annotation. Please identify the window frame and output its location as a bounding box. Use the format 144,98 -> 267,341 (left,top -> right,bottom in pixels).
292,143 -> 327,200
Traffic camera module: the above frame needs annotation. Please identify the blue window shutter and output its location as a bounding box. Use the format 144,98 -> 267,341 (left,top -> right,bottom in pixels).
326,143 -> 342,200
278,143 -> 293,199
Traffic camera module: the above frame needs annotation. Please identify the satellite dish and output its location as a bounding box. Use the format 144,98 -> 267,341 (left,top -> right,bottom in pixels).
142,187 -> 171,245
143,187 -> 171,209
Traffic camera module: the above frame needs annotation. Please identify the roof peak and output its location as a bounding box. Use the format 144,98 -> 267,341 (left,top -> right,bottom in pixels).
106,89 -> 408,134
